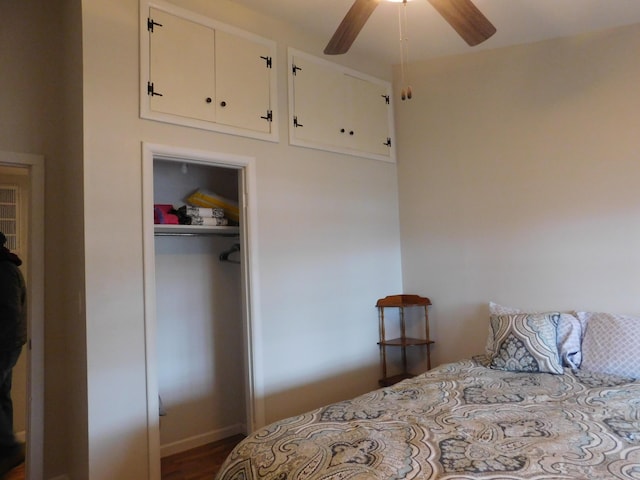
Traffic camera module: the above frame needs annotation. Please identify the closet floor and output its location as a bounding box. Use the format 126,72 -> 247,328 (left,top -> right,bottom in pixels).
161,434 -> 244,480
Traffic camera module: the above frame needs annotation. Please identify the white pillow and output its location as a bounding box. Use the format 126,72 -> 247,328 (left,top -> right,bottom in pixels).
488,301 -> 521,316
576,311 -> 640,379
485,302 -> 521,357
488,302 -> 582,368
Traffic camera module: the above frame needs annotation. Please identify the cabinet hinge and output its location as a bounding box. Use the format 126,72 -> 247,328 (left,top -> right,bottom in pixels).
147,18 -> 163,32
260,110 -> 273,122
292,64 -> 302,76
293,115 -> 303,128
260,56 -> 272,68
384,137 -> 392,147
382,94 -> 390,105
147,82 -> 163,97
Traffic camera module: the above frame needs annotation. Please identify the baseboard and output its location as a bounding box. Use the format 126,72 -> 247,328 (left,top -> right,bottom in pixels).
160,423 -> 245,458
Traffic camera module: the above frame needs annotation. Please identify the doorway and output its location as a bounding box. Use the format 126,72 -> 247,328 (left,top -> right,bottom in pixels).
141,143 -> 263,480
0,151 -> 44,480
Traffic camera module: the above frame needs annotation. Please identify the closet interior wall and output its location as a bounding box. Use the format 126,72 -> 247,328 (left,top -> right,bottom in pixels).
153,160 -> 246,456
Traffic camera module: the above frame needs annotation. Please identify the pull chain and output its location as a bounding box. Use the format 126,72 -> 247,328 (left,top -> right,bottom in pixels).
398,0 -> 412,101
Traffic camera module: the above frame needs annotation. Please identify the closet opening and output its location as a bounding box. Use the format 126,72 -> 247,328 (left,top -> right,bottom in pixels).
142,143 -> 261,480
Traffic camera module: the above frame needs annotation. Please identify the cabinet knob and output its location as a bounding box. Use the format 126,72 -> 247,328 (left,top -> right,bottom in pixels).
349,130 -> 354,136
205,97 -> 212,103
220,101 -> 227,107
340,128 -> 345,133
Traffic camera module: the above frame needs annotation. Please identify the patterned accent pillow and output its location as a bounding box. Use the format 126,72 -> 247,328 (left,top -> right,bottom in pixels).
487,302 -> 582,368
485,302 -> 522,357
577,311 -> 640,379
488,313 -> 563,374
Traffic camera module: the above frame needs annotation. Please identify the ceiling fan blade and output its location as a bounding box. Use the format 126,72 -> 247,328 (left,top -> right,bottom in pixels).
324,0 -> 381,55
428,0 -> 496,46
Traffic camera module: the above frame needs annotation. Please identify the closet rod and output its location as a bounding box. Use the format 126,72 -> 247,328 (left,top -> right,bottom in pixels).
154,232 -> 238,237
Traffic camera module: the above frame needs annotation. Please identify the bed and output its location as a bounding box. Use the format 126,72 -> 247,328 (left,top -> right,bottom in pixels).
216,306 -> 640,480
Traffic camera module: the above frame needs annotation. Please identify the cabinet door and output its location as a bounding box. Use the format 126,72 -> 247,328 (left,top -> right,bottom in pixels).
345,75 -> 391,156
288,49 -> 394,162
148,8 -> 215,122
291,55 -> 345,146
215,30 -> 272,133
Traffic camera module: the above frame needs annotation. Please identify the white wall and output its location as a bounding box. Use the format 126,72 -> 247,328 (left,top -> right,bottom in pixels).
0,1 -> 86,478
81,0 -> 402,478
395,24 -> 640,366
155,235 -> 245,449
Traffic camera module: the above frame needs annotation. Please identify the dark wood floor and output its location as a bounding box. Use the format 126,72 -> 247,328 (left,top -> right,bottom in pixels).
3,463 -> 24,480
3,435 -> 236,479
161,434 -> 244,480
0,435 -> 241,480
0,438 -> 236,480
2,443 -> 25,480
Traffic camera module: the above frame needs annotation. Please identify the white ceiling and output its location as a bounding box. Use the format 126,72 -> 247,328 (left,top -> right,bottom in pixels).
230,0 -> 640,65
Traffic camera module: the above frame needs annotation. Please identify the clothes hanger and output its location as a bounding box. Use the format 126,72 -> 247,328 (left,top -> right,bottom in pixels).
219,243 -> 240,264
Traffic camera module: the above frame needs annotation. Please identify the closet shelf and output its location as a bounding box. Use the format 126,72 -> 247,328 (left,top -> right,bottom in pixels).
154,224 -> 239,237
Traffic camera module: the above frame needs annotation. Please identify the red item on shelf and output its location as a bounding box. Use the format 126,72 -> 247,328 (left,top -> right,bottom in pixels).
154,204 -> 179,224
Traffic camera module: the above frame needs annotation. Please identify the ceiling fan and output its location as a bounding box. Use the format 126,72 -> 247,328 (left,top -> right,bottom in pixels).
324,0 -> 497,55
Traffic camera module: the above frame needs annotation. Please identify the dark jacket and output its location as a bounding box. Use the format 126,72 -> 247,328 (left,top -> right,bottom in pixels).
0,247 -> 27,351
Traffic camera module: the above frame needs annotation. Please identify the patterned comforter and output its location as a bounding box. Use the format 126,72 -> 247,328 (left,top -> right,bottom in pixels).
216,358 -> 640,479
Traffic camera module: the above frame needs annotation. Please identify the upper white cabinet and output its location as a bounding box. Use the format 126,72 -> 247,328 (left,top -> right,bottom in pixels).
214,30 -> 272,134
288,49 -> 395,162
147,8 -> 216,123
140,1 -> 278,142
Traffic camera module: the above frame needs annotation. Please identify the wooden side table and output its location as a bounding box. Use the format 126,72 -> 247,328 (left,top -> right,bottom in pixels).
376,294 -> 433,387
